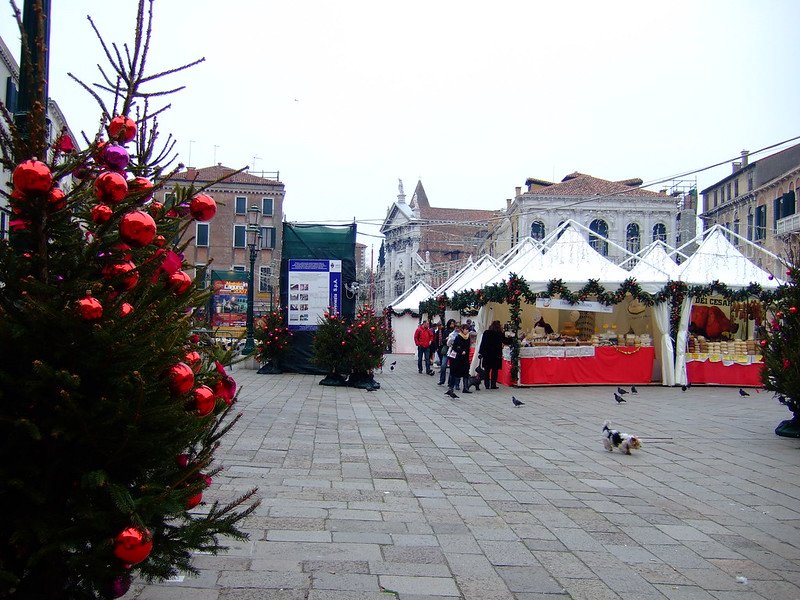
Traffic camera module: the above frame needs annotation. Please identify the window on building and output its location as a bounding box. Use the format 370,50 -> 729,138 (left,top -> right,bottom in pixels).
259,265 -> 272,293
713,190 -> 718,207
232,265 -> 246,272
530,221 -> 545,241
589,219 -> 609,256
755,205 -> 767,240
196,222 -> 209,247
625,223 -> 640,254
394,271 -> 404,298
782,190 -> 796,219
0,210 -> 6,240
727,183 -> 732,201
260,226 -> 276,249
233,224 -> 246,248
194,264 -> 208,289
747,174 -> 754,192
165,192 -> 176,204
733,213 -> 740,245
747,208 -> 754,240
235,196 -> 247,215
652,223 -> 667,243
734,179 -> 739,198
262,197 -> 274,216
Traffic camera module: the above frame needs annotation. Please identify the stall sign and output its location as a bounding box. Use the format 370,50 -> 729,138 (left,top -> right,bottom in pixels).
287,259 -> 342,331
535,297 -> 613,313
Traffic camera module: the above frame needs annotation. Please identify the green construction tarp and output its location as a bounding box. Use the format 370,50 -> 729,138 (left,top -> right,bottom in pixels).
279,223 -> 357,374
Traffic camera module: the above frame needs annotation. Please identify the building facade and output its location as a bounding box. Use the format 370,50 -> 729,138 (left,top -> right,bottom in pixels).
0,35 -> 75,238
378,179 -> 498,308
163,165 -> 285,314
700,144 -> 800,273
490,172 -> 692,264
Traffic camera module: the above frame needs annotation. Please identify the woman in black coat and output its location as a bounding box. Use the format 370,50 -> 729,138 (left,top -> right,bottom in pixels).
478,320 -> 506,389
447,324 -> 472,396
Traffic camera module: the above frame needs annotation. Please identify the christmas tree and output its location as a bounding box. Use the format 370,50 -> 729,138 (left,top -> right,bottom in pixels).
761,257 -> 800,437
254,308 -> 292,372
0,2 -> 258,597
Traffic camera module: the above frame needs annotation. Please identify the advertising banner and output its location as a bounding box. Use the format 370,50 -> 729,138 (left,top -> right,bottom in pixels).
287,259 -> 342,331
535,297 -> 613,313
210,270 -> 249,330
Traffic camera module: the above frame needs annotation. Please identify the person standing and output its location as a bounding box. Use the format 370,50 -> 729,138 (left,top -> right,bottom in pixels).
430,322 -> 444,366
413,321 -> 435,375
478,320 -> 505,389
446,323 -> 472,397
438,319 -> 457,386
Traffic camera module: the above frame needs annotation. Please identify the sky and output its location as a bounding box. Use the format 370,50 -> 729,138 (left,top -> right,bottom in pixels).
1,0 -> 800,258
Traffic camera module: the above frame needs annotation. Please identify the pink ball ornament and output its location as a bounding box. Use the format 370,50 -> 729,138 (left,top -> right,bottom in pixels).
91,203 -> 113,224
193,385 -> 216,416
119,302 -> 134,317
102,144 -> 130,171
76,294 -> 103,321
119,211 -> 157,247
167,362 -> 194,396
790,307 -> 798,315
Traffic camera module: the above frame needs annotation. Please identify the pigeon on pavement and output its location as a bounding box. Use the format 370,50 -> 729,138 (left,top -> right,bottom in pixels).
614,392 -> 626,403
631,385 -> 638,394
512,396 -> 524,407
617,387 -> 628,395
739,388 -> 750,397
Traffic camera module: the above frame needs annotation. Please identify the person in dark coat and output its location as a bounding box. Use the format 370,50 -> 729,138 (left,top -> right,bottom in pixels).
446,323 -> 472,395
478,320 -> 506,389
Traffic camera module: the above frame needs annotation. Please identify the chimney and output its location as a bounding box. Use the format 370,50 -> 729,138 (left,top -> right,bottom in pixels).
741,149 -> 749,166
506,198 -> 512,210
732,161 -> 741,173
515,186 -> 522,197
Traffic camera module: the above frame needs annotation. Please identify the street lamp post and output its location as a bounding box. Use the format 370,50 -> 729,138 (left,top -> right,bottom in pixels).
242,205 -> 261,355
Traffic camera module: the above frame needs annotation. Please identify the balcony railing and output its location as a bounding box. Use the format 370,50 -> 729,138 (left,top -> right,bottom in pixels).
776,213 -> 800,236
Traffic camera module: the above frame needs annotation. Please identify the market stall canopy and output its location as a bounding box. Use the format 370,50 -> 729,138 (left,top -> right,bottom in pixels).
676,226 -> 782,289
628,241 -> 680,292
442,254 -> 502,294
388,280 -> 435,315
525,223 -> 631,292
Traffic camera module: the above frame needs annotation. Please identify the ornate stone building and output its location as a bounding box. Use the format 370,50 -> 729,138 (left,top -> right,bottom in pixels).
377,180 -> 498,308
486,172 -> 693,264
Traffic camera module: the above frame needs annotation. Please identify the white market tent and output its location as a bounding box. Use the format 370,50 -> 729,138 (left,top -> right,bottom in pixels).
387,280 -> 435,354
673,225 -> 785,385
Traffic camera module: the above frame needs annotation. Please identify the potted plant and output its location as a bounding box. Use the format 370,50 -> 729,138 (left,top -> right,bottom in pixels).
346,306 -> 393,390
311,310 -> 351,386
254,309 -> 292,374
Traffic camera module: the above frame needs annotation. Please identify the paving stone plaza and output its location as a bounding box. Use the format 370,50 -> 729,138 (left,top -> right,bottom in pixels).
127,356 -> 800,600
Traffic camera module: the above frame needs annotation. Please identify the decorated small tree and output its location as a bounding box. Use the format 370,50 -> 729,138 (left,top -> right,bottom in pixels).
0,2 -> 258,597
311,309 -> 351,385
761,262 -> 800,437
254,308 -> 292,373
346,306 -> 393,390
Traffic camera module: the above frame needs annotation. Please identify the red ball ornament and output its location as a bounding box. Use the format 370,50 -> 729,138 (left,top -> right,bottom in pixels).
167,362 -> 194,396
91,203 -> 113,224
47,187 -> 66,211
776,311 -> 785,319
783,359 -> 791,369
13,159 -> 52,194
760,339 -> 768,348
113,527 -> 153,565
154,234 -> 166,248
128,176 -> 154,202
148,201 -> 164,218
186,492 -> 203,509
791,307 -> 798,315
102,261 -> 139,291
189,194 -> 217,221
190,333 -> 200,344
108,115 -> 137,143
119,302 -> 134,317
193,385 -> 216,416
176,453 -> 190,468
184,350 -> 202,372
167,271 -> 192,294
119,211 -> 157,247
76,294 -> 103,321
94,171 -> 128,204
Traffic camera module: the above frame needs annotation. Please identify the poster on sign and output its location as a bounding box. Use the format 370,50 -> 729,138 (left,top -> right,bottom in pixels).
210,270 -> 249,329
287,259 -> 342,330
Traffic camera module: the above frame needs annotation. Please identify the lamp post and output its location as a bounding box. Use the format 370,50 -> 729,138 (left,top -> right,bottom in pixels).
242,204 -> 261,355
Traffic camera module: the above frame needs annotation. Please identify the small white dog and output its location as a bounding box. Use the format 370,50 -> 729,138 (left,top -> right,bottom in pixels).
602,420 -> 642,455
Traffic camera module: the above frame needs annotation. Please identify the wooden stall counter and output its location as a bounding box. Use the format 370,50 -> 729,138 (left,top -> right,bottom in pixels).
685,354 -> 763,386
498,345 -> 655,386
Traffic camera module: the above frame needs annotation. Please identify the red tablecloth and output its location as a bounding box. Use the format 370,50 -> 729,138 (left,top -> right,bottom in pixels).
497,346 -> 655,386
686,360 -> 763,386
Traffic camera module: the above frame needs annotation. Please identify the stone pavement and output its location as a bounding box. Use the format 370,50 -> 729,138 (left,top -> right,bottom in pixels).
126,355 -> 800,600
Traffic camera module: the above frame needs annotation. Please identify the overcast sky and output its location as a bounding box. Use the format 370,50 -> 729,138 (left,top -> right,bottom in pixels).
2,1 -> 799,257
